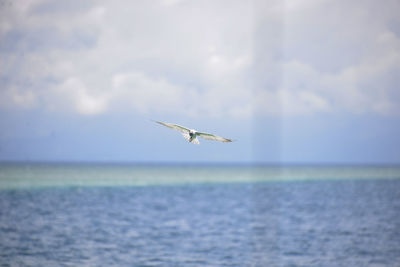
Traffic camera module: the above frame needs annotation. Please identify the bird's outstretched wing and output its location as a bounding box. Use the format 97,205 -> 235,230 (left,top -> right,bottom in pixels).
154,121 -> 190,134
197,132 -> 233,143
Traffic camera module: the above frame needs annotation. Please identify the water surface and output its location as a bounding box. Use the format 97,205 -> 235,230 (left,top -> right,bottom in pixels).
0,163 -> 399,266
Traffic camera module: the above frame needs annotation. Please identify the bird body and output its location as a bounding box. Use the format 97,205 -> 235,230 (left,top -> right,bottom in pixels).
154,121 -> 233,144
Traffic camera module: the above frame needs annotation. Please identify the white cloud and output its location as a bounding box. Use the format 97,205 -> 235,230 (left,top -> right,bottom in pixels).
0,0 -> 399,118
262,0 -> 400,116
110,72 -> 194,114
0,86 -> 37,110
53,77 -> 109,115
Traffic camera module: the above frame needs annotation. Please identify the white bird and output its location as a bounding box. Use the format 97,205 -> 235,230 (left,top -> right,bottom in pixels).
154,121 -> 234,144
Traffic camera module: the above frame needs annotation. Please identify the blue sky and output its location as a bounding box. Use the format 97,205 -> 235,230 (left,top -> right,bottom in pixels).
0,0 -> 399,164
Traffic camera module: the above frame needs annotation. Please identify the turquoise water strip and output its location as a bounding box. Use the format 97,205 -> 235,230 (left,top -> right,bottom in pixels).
0,163 -> 400,189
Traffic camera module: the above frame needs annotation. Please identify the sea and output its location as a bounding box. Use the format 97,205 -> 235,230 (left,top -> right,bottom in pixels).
0,163 -> 400,266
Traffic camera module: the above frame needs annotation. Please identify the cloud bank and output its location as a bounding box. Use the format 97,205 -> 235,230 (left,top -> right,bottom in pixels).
1,0 -> 399,118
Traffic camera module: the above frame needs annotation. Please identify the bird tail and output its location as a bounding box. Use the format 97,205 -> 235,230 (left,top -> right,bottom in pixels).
181,133 -> 200,144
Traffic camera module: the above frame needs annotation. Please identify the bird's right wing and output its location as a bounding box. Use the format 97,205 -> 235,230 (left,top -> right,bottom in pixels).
197,132 -> 233,143
154,121 -> 191,134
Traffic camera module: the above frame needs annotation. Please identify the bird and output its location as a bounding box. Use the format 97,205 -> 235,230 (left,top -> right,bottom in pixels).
154,120 -> 234,144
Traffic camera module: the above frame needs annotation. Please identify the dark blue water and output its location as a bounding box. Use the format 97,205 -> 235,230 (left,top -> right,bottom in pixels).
1,179 -> 400,266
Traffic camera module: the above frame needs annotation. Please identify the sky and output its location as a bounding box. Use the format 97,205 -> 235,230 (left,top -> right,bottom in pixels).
0,0 -> 399,164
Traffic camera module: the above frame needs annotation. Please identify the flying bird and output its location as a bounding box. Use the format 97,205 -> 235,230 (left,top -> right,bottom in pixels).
154,121 -> 233,144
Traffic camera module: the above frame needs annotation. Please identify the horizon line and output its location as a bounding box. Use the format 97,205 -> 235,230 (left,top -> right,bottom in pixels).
0,160 -> 400,168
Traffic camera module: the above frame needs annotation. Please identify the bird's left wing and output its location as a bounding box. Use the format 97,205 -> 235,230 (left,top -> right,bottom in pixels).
197,132 -> 233,143
154,121 -> 190,133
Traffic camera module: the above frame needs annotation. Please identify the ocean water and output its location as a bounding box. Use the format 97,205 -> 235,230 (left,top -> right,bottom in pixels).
0,163 -> 400,266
